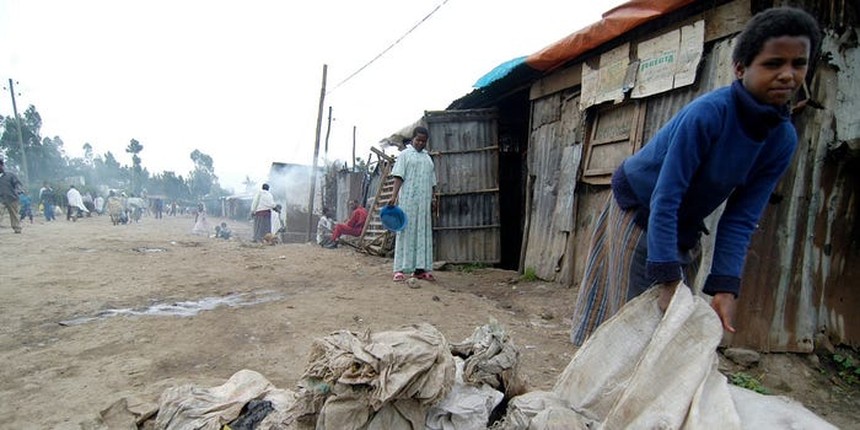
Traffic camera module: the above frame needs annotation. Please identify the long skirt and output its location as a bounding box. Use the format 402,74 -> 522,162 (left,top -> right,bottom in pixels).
253,211 -> 271,242
570,196 -> 701,346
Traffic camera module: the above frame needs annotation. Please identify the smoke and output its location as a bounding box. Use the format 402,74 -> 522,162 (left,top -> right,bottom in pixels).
265,163 -> 323,213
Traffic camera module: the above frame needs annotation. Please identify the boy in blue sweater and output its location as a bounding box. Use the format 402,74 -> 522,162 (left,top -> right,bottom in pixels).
571,7 -> 821,346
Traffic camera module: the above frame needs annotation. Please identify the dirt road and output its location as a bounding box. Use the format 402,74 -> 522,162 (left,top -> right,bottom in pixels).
0,214 -> 855,428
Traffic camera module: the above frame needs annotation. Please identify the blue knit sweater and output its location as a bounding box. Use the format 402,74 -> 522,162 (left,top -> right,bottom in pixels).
612,80 -> 797,297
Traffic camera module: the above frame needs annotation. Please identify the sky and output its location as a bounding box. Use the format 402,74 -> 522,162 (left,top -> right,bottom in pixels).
0,0 -> 626,193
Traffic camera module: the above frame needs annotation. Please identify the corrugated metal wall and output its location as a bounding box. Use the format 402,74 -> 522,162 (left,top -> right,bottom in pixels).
521,92 -> 583,283
426,109 -> 501,264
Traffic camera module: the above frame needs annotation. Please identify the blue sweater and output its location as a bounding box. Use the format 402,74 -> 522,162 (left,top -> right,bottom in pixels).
612,80 -> 797,297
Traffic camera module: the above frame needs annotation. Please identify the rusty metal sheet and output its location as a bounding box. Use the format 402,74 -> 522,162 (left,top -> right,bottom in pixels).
426,109 -> 501,264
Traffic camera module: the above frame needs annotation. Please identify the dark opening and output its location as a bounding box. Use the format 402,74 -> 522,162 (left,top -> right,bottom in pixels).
496,90 -> 530,270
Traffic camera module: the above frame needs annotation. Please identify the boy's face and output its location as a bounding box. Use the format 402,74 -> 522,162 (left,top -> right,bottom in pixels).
735,35 -> 810,106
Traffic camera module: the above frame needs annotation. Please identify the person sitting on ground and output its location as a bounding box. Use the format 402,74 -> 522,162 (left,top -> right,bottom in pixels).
316,207 -> 336,248
216,222 -> 232,239
331,199 -> 368,243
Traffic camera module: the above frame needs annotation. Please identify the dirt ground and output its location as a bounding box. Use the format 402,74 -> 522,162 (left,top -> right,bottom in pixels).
0,214 -> 857,429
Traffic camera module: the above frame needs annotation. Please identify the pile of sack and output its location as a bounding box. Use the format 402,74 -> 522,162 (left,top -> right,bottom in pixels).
85,287 -> 837,429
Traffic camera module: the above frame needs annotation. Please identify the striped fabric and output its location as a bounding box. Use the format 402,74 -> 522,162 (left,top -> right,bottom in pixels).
570,196 -> 701,346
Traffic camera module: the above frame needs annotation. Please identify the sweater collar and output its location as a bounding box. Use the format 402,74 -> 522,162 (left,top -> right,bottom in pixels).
731,80 -> 790,141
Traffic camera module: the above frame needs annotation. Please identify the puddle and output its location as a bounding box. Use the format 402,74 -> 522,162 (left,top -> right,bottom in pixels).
59,291 -> 284,326
133,247 -> 167,253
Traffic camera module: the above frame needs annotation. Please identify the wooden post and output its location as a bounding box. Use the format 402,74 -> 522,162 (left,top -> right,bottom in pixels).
307,65 -> 327,242
324,106 -> 332,165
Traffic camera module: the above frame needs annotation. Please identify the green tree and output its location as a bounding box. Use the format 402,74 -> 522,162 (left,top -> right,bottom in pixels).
94,151 -> 126,189
149,171 -> 189,201
126,138 -> 144,194
0,105 -> 47,185
188,149 -> 218,198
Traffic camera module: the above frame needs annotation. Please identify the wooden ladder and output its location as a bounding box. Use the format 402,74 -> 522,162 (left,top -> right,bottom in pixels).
357,149 -> 396,256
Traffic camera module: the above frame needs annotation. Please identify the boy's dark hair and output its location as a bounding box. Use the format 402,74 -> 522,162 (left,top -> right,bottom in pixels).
412,126 -> 429,138
733,7 -> 821,66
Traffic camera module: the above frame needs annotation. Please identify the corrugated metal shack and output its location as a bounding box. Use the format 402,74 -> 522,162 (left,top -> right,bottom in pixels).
448,0 -> 859,351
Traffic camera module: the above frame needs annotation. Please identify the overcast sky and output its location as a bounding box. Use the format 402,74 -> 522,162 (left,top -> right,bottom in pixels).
1,0 -> 625,192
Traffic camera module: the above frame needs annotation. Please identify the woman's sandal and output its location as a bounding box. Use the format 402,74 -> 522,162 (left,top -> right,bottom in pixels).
393,272 -> 407,282
414,272 -> 436,282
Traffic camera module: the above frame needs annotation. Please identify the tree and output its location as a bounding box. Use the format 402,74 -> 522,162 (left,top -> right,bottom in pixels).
149,171 -> 189,201
82,143 -> 94,167
94,151 -> 126,189
126,139 -> 144,194
188,149 -> 218,198
0,105 -> 45,185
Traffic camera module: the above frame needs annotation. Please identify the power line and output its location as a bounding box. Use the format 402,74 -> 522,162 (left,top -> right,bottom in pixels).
328,0 -> 451,94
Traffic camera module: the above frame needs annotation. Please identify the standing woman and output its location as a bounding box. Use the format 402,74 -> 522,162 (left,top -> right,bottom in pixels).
192,202 -> 210,235
388,126 -> 438,282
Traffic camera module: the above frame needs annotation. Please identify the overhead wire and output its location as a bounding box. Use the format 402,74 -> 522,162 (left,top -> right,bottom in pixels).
328,0 -> 451,94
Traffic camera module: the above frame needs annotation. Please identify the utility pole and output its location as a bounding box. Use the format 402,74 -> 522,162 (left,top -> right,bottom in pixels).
323,106 -> 332,165
352,126 -> 357,172
307,65 -> 327,242
7,79 -> 29,185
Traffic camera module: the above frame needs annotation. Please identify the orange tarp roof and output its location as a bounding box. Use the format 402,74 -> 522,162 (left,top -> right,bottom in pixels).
526,0 -> 697,72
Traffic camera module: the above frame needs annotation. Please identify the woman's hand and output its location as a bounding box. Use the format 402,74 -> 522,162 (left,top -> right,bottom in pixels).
711,293 -> 737,333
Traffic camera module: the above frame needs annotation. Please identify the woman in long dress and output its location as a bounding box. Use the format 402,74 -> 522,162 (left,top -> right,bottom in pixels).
191,203 -> 210,235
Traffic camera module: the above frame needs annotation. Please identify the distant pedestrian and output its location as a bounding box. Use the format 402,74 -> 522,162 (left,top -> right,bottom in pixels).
0,158 -> 24,233
250,183 -> 276,242
66,185 -> 88,221
18,192 -> 34,224
39,183 -> 56,221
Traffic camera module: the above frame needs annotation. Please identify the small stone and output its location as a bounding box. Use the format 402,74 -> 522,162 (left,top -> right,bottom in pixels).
432,296 -> 441,302
814,333 -> 836,355
724,348 -> 761,367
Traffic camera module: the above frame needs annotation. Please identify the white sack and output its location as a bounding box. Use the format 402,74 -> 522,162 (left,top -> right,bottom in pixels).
426,357 -> 504,430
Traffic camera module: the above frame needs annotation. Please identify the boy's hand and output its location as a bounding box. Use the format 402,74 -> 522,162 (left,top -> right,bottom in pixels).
657,281 -> 680,312
711,293 -> 737,333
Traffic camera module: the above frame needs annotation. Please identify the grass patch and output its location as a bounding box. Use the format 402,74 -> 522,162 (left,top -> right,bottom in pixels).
832,353 -> 860,385
520,267 -> 539,282
729,372 -> 770,394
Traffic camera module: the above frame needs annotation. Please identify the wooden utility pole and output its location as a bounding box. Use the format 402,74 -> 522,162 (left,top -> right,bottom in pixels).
324,106 -> 332,163
352,126 -> 357,172
307,65 -> 327,242
7,79 -> 29,185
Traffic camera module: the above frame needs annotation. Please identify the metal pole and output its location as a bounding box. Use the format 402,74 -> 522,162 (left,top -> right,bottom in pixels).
307,65 -> 327,242
8,79 -> 29,185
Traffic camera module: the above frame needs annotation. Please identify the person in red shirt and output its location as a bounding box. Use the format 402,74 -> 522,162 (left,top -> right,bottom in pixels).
332,200 -> 368,242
